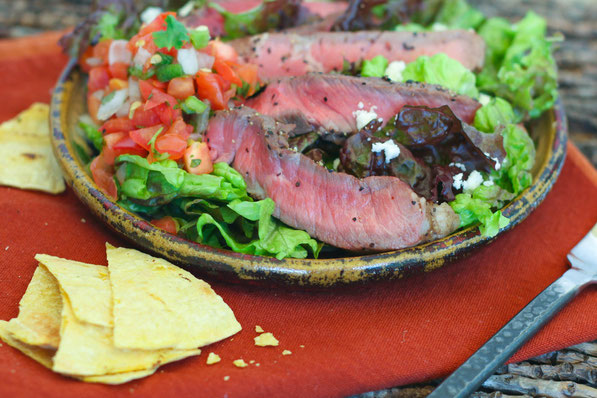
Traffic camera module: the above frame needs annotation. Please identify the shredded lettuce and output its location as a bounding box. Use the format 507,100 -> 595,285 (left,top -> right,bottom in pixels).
114,155 -> 320,259
361,55 -> 389,78
402,53 -> 479,99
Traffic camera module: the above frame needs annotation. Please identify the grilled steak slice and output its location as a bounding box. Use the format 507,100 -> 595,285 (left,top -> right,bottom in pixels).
245,74 -> 481,141
206,107 -> 460,251
230,30 -> 485,81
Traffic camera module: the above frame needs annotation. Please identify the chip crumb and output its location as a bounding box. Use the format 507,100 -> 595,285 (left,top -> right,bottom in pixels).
282,350 -> 292,356
206,352 -> 221,365
80,218 -> 86,223
249,360 -> 255,364
300,345 -> 305,348
254,332 -> 279,347
233,359 -> 248,368
223,376 -> 230,381
255,363 -> 260,367
4,246 -> 8,250
255,325 -> 264,333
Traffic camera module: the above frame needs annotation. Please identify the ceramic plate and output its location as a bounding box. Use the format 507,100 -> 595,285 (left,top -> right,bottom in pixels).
50,59 -> 568,287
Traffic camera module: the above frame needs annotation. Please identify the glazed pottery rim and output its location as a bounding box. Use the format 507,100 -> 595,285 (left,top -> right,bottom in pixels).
50,59 -> 568,287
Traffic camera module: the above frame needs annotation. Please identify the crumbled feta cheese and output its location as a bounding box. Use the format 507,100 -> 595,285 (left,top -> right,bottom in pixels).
479,94 -> 492,106
357,101 -> 364,109
449,162 -> 466,171
372,140 -> 401,163
483,180 -> 494,187
462,170 -> 484,191
452,173 -> 464,190
431,23 -> 448,31
141,7 -> 163,24
492,157 -> 501,170
353,106 -> 378,130
384,61 -> 406,82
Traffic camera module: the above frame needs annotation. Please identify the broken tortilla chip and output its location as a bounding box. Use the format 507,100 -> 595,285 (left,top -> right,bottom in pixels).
0,103 -> 65,194
106,245 -> 242,350
0,321 -> 55,368
52,292 -> 201,376
35,254 -> 113,328
2,265 -> 62,349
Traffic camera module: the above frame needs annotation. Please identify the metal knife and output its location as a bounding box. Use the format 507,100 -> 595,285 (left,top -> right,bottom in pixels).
429,221 -> 597,398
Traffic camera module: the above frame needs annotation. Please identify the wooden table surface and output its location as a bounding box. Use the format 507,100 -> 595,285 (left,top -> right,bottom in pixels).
1,1 -> 596,397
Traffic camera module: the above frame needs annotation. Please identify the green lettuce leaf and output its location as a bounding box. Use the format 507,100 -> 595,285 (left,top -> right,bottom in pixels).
402,53 -> 479,98
361,55 -> 389,78
434,0 -> 485,30
449,192 -> 509,237
473,97 -> 517,133
494,124 -> 536,195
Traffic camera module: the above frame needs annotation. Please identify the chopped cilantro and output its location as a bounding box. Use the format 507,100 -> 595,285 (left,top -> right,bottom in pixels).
152,15 -> 189,50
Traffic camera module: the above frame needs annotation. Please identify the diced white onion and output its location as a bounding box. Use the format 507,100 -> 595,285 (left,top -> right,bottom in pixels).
141,7 -> 163,24
116,99 -> 132,118
97,89 -> 128,121
109,40 -> 132,65
128,77 -> 141,101
91,90 -> 104,100
85,57 -> 103,67
196,52 -> 215,70
133,47 -> 151,68
177,48 -> 199,75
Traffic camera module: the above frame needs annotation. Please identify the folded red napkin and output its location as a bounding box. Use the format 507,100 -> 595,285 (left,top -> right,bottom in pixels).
1,32 -> 597,398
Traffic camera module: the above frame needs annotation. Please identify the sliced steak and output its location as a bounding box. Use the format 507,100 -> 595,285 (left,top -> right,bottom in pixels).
230,30 -> 485,81
206,107 -> 460,251
245,74 -> 481,141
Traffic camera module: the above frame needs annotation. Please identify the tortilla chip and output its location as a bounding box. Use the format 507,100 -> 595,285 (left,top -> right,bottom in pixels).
0,321 -> 55,368
52,283 -> 200,376
2,265 -> 62,349
0,103 -> 65,194
80,368 -> 158,385
35,254 -> 112,328
106,245 -> 242,350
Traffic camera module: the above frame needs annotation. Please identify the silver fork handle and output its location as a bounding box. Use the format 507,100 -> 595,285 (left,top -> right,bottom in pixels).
428,268 -> 594,398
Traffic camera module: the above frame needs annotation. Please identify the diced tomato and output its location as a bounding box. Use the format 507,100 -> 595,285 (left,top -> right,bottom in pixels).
165,118 -> 192,140
154,103 -> 182,126
184,141 -> 213,175
205,40 -> 238,63
167,77 -> 195,100
78,46 -> 95,73
109,78 -> 128,91
144,88 -> 177,111
131,107 -> 161,127
109,62 -> 129,80
112,135 -> 148,158
235,64 -> 259,96
138,12 -> 176,36
87,93 -> 102,124
138,79 -> 168,101
102,132 -> 127,165
90,152 -> 118,200
213,73 -> 231,93
151,216 -> 178,234
100,118 -> 136,134
195,71 -> 226,110
130,125 -> 164,150
213,59 -> 242,87
93,39 -> 112,65
88,66 -> 110,92
155,131 -> 187,160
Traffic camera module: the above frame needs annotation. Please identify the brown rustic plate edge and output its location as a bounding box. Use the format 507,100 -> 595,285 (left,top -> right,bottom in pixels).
50,59 -> 568,288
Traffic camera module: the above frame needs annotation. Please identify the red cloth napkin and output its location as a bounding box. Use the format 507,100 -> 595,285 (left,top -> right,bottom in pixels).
1,32 -> 597,398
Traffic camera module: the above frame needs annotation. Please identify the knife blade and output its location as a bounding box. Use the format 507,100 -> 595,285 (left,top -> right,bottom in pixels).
428,221 -> 597,398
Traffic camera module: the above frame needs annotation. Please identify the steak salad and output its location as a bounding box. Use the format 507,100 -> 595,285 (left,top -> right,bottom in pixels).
61,0 -> 559,258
